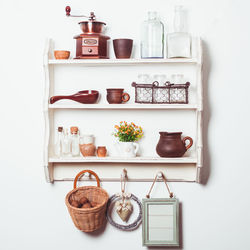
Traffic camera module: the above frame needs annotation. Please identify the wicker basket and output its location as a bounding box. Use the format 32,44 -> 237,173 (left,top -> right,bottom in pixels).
131,81 -> 190,104
65,170 -> 109,232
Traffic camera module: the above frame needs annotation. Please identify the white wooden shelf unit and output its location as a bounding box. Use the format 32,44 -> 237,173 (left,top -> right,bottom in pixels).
43,38 -> 203,183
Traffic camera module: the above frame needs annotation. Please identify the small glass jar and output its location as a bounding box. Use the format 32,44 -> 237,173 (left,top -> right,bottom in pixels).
138,74 -> 151,84
171,74 -> 184,84
153,74 -> 167,85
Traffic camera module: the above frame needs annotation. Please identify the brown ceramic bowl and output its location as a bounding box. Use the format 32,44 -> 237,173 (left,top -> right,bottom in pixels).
54,50 -> 70,60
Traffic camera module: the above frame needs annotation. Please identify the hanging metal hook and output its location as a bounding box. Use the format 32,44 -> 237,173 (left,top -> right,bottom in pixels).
121,169 -> 127,193
120,169 -> 128,202
146,171 -> 173,198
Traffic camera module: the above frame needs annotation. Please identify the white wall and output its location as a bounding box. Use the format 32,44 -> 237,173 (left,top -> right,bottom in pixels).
1,0 -> 250,249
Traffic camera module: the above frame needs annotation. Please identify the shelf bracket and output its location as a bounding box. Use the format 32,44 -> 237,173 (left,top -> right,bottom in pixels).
44,163 -> 54,183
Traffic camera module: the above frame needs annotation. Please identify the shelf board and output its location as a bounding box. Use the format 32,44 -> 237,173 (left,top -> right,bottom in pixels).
48,103 -> 198,110
48,58 -> 198,66
49,156 -> 197,164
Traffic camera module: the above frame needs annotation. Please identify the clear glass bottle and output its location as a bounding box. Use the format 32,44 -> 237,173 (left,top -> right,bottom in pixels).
70,126 -> 80,157
167,6 -> 191,58
62,128 -> 71,156
54,127 -> 63,158
141,11 -> 164,58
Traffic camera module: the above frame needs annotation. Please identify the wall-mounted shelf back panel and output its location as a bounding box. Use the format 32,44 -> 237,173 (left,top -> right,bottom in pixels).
43,38 -> 203,183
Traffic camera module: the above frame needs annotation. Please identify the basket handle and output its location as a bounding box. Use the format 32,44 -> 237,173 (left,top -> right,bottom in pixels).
73,170 -> 100,189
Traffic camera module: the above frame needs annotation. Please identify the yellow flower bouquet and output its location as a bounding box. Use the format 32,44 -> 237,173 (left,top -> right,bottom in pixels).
114,121 -> 144,142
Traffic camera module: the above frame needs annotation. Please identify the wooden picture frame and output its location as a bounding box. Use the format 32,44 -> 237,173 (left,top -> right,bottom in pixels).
142,198 -> 179,247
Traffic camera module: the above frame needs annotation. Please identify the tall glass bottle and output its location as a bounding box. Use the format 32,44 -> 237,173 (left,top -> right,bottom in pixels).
167,6 -> 191,58
70,126 -> 80,157
54,127 -> 63,157
141,11 -> 164,58
62,128 -> 71,156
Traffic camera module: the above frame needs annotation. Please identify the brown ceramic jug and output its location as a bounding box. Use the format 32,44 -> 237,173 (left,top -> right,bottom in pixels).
106,89 -> 130,104
156,132 -> 193,157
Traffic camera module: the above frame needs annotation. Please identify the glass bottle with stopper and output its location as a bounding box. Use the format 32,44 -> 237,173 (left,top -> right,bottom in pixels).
167,6 -> 191,58
70,126 -> 80,157
54,127 -> 63,157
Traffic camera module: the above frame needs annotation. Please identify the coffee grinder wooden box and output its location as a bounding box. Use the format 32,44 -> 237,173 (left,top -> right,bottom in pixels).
74,34 -> 110,59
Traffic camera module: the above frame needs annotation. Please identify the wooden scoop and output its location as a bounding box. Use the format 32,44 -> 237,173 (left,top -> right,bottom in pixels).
50,90 -> 99,104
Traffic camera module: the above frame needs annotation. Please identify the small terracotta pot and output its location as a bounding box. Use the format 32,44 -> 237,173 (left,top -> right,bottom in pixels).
113,39 -> 133,59
54,50 -> 70,59
97,146 -> 107,157
106,88 -> 130,104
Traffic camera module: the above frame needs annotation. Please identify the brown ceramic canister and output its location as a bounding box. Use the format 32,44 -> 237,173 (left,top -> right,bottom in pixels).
156,132 -> 193,157
97,146 -> 107,157
106,88 -> 130,104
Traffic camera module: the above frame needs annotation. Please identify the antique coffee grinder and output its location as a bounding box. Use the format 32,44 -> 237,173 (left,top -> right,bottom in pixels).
66,6 -> 110,59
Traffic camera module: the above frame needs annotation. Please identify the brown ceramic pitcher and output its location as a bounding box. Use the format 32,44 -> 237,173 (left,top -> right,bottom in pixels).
106,88 -> 130,104
156,132 -> 193,157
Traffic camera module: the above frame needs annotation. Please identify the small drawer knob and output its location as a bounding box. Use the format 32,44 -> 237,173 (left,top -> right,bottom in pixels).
88,48 -> 93,53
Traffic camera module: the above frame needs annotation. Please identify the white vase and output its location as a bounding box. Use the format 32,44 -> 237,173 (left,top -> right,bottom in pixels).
116,142 -> 139,158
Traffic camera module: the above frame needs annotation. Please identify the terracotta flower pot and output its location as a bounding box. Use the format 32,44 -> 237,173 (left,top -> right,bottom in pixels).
113,39 -> 133,59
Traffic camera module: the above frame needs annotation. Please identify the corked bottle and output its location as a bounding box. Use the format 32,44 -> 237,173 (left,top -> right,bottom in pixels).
70,127 -> 80,157
54,127 -> 63,157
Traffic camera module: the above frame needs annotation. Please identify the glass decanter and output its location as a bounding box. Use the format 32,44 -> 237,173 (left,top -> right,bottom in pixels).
54,127 -> 63,157
167,6 -> 191,58
141,11 -> 164,58
70,126 -> 80,157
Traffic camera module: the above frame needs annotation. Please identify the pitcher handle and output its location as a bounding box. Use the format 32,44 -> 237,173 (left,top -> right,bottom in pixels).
133,143 -> 139,155
182,136 -> 193,150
